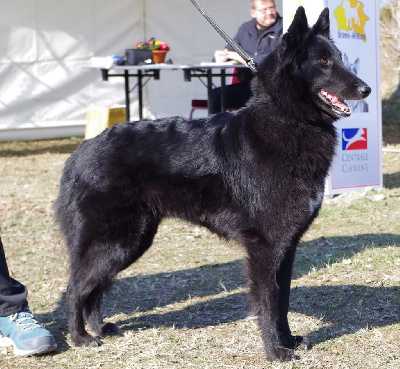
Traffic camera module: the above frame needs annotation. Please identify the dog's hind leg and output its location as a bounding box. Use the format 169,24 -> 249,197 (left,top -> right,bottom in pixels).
83,283 -> 120,337
84,219 -> 160,338
244,233 -> 295,362
67,218 -> 160,346
66,272 -> 102,347
67,254 -> 118,346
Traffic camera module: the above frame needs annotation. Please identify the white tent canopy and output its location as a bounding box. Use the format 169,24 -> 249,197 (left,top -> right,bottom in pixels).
0,0 -> 283,141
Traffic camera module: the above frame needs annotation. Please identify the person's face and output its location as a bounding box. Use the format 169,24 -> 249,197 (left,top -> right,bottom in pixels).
250,0 -> 277,29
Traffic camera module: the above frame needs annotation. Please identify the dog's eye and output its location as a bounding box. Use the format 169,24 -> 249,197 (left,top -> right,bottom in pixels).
320,57 -> 328,65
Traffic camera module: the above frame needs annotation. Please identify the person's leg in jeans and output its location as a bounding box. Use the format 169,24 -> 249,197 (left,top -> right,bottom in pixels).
212,83 -> 252,114
0,232 -> 57,356
0,236 -> 28,316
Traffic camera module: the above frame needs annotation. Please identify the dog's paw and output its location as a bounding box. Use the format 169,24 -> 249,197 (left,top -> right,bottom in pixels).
280,334 -> 310,350
71,333 -> 102,347
101,322 -> 122,336
266,346 -> 295,362
293,335 -> 311,350
89,337 -> 103,347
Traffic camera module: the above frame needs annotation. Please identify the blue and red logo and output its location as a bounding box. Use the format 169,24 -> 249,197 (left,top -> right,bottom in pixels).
342,128 -> 368,150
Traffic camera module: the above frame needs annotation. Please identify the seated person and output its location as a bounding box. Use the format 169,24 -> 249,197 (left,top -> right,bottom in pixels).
212,0 -> 283,113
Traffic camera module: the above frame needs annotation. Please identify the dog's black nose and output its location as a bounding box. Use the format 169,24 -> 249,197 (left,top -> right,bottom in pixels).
359,85 -> 371,98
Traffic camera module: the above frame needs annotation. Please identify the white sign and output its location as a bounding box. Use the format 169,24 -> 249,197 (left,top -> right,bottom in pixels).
283,0 -> 383,195
326,0 -> 382,194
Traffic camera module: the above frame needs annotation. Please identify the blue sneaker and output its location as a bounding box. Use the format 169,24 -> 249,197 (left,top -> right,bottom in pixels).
0,308 -> 57,356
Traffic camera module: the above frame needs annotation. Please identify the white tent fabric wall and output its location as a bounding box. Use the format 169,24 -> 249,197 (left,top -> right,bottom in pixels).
0,0 -> 142,141
0,0 -> 282,141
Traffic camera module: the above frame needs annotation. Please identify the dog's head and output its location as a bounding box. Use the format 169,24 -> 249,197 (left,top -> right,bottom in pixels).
256,7 -> 371,120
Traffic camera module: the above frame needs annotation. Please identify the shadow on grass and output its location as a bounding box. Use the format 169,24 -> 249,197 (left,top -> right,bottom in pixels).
290,284 -> 400,346
42,232 -> 399,353
116,283 -> 399,352
383,171 -> 400,190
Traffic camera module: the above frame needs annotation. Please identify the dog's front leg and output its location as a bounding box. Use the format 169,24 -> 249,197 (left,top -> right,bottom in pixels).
276,244 -> 309,350
246,243 -> 295,362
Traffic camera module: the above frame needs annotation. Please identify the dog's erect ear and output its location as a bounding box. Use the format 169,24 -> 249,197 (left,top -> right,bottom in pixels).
282,6 -> 309,49
288,6 -> 309,34
313,7 -> 330,38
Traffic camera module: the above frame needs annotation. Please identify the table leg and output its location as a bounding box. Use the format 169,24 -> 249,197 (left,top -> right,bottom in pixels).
207,69 -> 213,114
221,69 -> 226,112
101,69 -> 109,81
124,70 -> 130,122
138,70 -> 143,120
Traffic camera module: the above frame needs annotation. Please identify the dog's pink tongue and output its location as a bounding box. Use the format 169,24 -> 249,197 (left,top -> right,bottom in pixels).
332,95 -> 349,111
326,90 -> 349,110
331,95 -> 339,104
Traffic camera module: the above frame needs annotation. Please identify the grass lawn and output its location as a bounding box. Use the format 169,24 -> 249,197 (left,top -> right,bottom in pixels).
0,134 -> 399,368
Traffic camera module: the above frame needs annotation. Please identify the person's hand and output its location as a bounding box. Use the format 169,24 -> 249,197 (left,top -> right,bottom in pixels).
225,51 -> 246,64
214,49 -> 246,64
214,49 -> 229,63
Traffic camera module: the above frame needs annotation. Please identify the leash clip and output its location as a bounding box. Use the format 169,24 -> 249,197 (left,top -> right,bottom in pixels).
246,59 -> 257,73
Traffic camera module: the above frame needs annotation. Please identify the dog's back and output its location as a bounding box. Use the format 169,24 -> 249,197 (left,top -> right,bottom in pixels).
56,101 -> 333,244
56,114 -> 244,239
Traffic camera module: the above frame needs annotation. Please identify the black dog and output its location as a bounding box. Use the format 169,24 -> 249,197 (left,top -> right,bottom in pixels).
55,7 -> 370,361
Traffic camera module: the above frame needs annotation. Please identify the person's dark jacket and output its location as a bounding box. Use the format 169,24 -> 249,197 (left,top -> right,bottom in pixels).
227,14 -> 283,83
